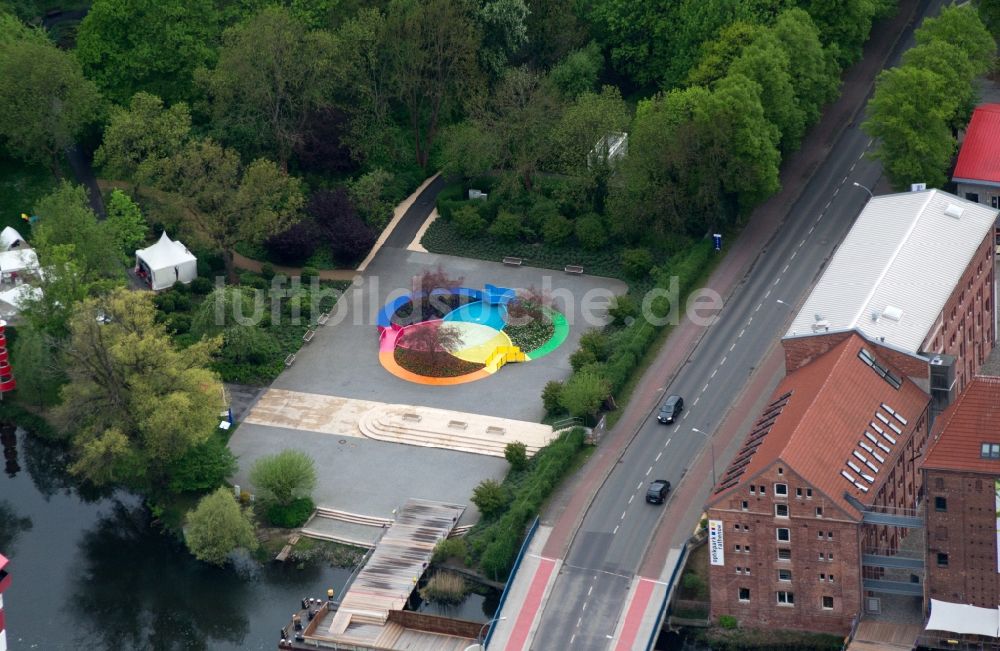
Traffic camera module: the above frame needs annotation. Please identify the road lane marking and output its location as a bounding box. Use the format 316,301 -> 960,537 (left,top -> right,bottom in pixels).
636,482 -> 642,490
764,289 -> 771,299
682,411 -> 689,420
577,617 -> 582,628
799,239 -> 806,248
755,303 -> 761,312
702,383 -> 709,393
782,264 -> 789,273
720,356 -> 727,365
850,162 -> 856,172
629,494 -> 634,504
571,634 -> 576,645
807,225 -> 814,234
710,369 -> 717,378
645,466 -> 652,476
739,329 -> 745,337
621,509 -> 627,519
582,601 -> 588,612
588,585 -> 593,596
842,175 -> 848,184
729,343 -> 735,352
692,397 -> 699,406
656,451 -> 662,461
790,250 -> 797,260
833,187 -> 840,196
664,439 -> 671,448
773,277 -> 780,285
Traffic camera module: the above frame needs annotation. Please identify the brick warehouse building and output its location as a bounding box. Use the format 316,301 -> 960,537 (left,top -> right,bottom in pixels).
922,375 -> 1000,609
783,189 -> 997,416
705,334 -> 931,634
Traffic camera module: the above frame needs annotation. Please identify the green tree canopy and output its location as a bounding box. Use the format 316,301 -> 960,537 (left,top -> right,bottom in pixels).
104,190 -> 148,260
863,65 -> 957,189
0,35 -> 102,176
58,289 -> 223,490
476,0 -> 529,78
385,0 -> 481,168
94,92 -> 192,183
249,449 -> 317,506
184,487 -> 258,565
771,8 -> 838,126
32,182 -> 119,279
914,4 -> 995,75
197,5 -> 334,166
75,0 -> 221,105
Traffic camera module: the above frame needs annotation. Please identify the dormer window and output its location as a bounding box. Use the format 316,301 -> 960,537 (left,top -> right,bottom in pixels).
981,442 -> 1000,459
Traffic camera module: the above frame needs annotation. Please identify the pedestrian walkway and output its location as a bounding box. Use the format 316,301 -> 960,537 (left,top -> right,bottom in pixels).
245,388 -> 556,457
485,526 -> 562,651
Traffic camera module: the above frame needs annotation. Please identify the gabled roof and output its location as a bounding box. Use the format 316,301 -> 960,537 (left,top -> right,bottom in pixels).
923,375 -> 1000,474
135,231 -> 196,270
785,190 -> 996,356
710,334 -> 930,518
953,104 -> 1000,186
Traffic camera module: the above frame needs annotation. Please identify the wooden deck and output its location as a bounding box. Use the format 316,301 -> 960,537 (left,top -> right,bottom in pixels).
848,621 -> 923,650
305,499 -> 471,650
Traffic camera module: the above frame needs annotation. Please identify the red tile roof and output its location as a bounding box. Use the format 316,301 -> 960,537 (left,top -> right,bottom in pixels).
923,375 -> 1000,473
953,104 -> 1000,184
709,334 -> 930,518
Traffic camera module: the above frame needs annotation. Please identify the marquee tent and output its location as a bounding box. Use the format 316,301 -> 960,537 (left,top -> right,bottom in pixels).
925,599 -> 999,638
135,232 -> 197,291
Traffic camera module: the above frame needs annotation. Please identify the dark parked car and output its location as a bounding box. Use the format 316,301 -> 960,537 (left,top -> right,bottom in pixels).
646,479 -> 671,504
657,394 -> 684,424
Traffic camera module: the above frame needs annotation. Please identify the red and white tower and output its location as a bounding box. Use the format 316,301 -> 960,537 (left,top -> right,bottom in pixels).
0,553 -> 10,651
0,320 -> 15,394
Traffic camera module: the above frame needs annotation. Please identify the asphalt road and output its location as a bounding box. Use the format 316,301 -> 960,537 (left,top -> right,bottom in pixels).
529,2 -> 943,647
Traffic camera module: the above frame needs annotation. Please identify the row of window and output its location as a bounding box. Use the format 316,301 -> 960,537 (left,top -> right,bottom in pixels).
733,568 -> 836,583
750,483 -> 815,498
736,589 -> 834,609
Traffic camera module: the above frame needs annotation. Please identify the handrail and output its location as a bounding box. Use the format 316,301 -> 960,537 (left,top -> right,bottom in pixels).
483,516 -> 540,649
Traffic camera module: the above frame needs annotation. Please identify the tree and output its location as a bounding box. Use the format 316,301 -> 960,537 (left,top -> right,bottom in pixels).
728,30 -> 805,153
58,289 -> 223,490
0,37 -> 101,177
265,220 -> 320,265
307,188 -> 375,265
471,478 -> 510,518
980,0 -> 1000,40
184,488 -> 258,566
11,325 -> 63,407
104,190 -> 148,260
94,93 -> 192,184
294,106 -> 357,175
19,245 -> 99,339
198,5 -> 334,166
166,435 -> 237,493
799,0 -> 884,67
152,139 -> 304,276
771,9 -> 838,127
401,322 -> 463,371
863,65 -> 957,189
686,22 -> 763,87
477,0 -> 529,78
249,449 -> 317,506
504,441 -> 529,471
548,42 -> 604,100
914,4 -> 994,75
903,40 -> 982,130
32,183 -> 119,279
523,0 -> 588,68
385,0 -> 481,168
350,168 -> 395,230
559,369 -> 610,420
76,0 -> 221,105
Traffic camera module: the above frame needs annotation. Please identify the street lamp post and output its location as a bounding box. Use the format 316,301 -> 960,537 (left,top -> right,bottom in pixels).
692,427 -> 716,487
852,181 -> 874,199
474,616 -> 507,650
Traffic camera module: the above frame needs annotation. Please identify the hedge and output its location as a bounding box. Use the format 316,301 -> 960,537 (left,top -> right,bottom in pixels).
467,427 -> 587,580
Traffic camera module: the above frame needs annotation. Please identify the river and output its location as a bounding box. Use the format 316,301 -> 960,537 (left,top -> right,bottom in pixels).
0,427 -> 353,651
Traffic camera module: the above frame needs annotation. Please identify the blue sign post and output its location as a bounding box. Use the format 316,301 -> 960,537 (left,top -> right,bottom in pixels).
713,233 -> 722,251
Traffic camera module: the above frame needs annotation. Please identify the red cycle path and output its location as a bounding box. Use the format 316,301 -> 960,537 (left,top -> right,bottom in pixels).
504,557 -> 557,651
613,579 -> 657,651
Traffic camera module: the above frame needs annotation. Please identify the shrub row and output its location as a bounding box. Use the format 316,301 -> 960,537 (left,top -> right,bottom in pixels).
696,627 -> 843,651
467,427 -> 587,580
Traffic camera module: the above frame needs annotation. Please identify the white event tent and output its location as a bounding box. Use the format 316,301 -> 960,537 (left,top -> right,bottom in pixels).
135,232 -> 198,291
925,599 -> 1000,638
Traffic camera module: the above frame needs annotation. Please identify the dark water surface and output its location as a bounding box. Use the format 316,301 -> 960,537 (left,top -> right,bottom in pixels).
0,428 -> 351,651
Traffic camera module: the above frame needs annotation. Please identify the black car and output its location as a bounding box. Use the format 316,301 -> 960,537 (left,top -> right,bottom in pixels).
646,479 -> 671,504
657,395 -> 684,424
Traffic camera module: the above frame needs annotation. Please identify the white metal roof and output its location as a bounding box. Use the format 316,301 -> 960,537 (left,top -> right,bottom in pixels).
0,248 -> 39,274
135,231 -> 196,271
785,190 -> 997,355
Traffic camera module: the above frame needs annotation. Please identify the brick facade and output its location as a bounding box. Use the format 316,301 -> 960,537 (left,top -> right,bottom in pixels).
923,468 -> 1000,608
707,464 -> 860,634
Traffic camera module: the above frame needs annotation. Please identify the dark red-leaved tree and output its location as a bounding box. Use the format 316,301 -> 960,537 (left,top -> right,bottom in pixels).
294,106 -> 359,175
413,265 -> 464,320
307,188 -> 376,266
264,219 -> 320,265
402,321 -> 463,372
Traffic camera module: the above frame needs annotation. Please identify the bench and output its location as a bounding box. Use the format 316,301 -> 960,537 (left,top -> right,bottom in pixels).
402,413 -> 422,422
564,265 -> 584,275
502,256 -> 523,267
485,426 -> 506,436
303,328 -> 316,343
284,353 -> 297,367
448,420 -> 468,430
317,312 -> 330,325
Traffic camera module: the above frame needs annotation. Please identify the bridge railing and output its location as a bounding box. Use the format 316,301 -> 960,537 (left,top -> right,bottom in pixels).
642,544 -> 690,651
483,516 -> 540,649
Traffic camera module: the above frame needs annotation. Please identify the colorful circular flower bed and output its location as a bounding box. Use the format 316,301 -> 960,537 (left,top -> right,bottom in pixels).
376,285 -> 568,385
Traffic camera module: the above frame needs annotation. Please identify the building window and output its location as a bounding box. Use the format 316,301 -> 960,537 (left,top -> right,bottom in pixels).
734,523 -> 741,531
827,531 -> 834,541
829,575 -> 835,583
759,485 -> 766,495
745,545 -> 751,553
935,496 -> 948,512
822,596 -> 834,610
981,442 -> 1000,459
778,569 -> 792,582
739,587 -> 750,602
828,553 -> 833,561
819,573 -> 825,581
750,486 -> 756,495
778,548 -> 791,560
775,504 -> 789,518
818,552 -> 824,561
777,467 -> 783,475
741,500 -> 749,511
796,487 -> 803,498
776,591 -> 795,606
937,553 -> 949,567
776,528 -> 790,542
806,489 -> 813,498
817,530 -> 824,539
815,507 -> 823,518
966,192 -> 980,203
775,483 -> 787,496
735,544 -> 742,552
